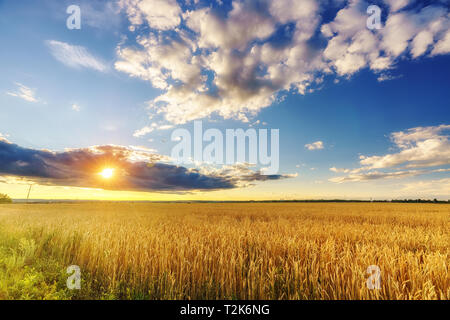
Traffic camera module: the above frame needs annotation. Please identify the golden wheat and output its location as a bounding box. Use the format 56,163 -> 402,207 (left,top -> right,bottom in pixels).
0,202 -> 448,299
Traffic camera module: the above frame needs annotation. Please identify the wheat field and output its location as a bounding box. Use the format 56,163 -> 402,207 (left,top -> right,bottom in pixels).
0,202 -> 448,300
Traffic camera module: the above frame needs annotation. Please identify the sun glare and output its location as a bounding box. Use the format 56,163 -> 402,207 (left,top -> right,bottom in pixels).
99,168 -> 115,179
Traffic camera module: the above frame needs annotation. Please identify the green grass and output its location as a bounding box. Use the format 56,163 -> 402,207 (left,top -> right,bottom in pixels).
0,229 -> 71,299
0,227 -> 156,300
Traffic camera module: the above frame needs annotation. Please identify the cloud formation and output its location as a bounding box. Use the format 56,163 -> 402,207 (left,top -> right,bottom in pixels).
329,125 -> 450,182
121,0 -> 181,30
0,137 -> 292,192
401,177 -> 450,197
115,0 -> 450,124
330,168 -> 450,183
305,141 -> 324,150
133,125 -> 155,137
46,40 -> 109,72
360,125 -> 450,169
72,104 -> 81,112
6,83 -> 39,103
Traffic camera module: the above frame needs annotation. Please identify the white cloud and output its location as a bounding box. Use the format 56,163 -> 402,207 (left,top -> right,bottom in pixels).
305,141 -> 324,150
330,125 -> 450,182
46,40 -> 109,72
6,82 -> 39,103
400,177 -> 450,197
72,104 -> 81,112
158,124 -> 174,130
330,168 -> 450,183
119,0 -> 181,30
133,126 -> 154,137
377,73 -> 401,82
133,122 -> 174,137
383,0 -> 412,13
0,132 -> 10,142
390,125 -> 449,148
128,145 -> 157,154
431,30 -> 450,56
116,0 -> 450,124
361,125 -> 450,169
411,29 -> 434,58
322,2 -> 450,75
330,167 -> 350,173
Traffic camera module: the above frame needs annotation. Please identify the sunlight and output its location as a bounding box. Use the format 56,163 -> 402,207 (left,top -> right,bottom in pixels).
99,168 -> 115,179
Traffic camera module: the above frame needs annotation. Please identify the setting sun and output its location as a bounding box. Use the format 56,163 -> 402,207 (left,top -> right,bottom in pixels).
99,168 -> 115,179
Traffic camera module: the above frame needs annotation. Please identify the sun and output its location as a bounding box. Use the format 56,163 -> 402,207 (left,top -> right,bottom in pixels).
99,168 -> 115,179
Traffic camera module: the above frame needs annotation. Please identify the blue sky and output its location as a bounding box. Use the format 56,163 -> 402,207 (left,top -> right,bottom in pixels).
0,0 -> 449,200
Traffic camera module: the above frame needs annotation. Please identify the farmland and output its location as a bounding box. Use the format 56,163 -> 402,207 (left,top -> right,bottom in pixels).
0,202 -> 448,300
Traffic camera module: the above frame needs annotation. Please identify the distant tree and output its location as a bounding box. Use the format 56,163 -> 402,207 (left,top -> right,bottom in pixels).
0,193 -> 12,204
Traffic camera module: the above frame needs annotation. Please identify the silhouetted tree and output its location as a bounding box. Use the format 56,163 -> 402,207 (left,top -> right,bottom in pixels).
0,193 -> 12,204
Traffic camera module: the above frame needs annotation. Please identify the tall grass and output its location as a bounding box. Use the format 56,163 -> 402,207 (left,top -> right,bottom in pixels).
0,203 -> 448,300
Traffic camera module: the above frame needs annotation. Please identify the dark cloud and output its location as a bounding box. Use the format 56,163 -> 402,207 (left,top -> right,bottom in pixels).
0,139 -> 292,192
240,172 -> 293,182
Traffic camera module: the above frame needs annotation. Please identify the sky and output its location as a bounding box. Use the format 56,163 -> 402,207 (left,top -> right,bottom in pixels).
0,0 -> 449,200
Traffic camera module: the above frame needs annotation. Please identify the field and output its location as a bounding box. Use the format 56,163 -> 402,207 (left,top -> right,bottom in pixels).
0,202 -> 448,300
